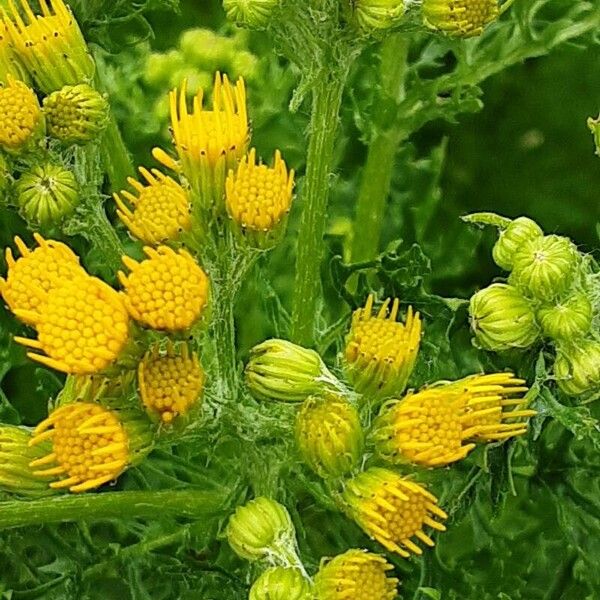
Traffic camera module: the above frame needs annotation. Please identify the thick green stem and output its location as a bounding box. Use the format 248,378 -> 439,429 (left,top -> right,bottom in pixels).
0,489 -> 226,530
100,114 -> 135,193
291,74 -> 347,346
351,35 -> 409,262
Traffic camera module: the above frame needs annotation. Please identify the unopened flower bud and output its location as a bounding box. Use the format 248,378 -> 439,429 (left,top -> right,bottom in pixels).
226,497 -> 296,562
469,283 -> 539,351
536,293 -> 592,342
554,340 -> 600,396
423,0 -> 499,38
249,567 -> 312,600
43,84 -> 108,145
346,0 -> 406,32
245,339 -> 344,403
15,163 -> 79,226
295,393 -> 364,478
223,0 -> 279,29
510,235 -> 580,300
492,216 -> 543,271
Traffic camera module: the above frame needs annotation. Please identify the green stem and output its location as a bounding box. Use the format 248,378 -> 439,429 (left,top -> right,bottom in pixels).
100,114 -> 135,193
0,489 -> 227,530
291,74 -> 347,346
351,34 -> 409,262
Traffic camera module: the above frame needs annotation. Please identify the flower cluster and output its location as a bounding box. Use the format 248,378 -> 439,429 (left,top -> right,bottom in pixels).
244,294 -> 536,565
466,213 -> 599,396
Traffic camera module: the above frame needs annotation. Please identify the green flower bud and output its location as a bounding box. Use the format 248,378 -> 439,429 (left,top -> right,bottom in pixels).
223,0 -> 279,29
226,497 -> 296,562
295,393 -> 364,479
422,0 -> 499,38
492,216 -> 543,271
554,340 -> 600,396
43,84 -> 108,145
588,114 -> 600,157
144,51 -> 185,88
536,293 -> 592,342
168,68 -> 213,96
249,567 -> 312,600
15,163 -> 79,226
179,29 -> 235,69
347,0 -> 405,33
245,339 -> 344,403
469,283 -> 540,351
230,51 -> 259,81
510,235 -> 580,300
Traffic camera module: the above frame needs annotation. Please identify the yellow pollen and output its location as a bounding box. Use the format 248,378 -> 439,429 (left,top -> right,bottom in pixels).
344,468 -> 447,557
114,167 -> 191,245
373,388 -> 476,467
423,0 -> 499,37
119,246 -> 209,331
0,75 -> 42,150
226,148 -> 294,232
345,294 -> 422,398
315,549 -> 398,600
29,402 -> 129,493
138,343 -> 205,423
0,233 -> 85,325
15,275 -> 130,374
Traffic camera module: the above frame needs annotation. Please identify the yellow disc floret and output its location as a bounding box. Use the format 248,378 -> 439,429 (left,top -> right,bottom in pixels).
138,343 -> 205,423
0,75 -> 43,151
423,0 -> 499,38
314,549 -> 398,600
226,148 -> 294,246
344,294 -> 421,399
0,233 -> 85,325
3,0 -> 95,92
439,372 -> 536,441
343,467 -> 447,557
114,167 -> 191,245
119,246 -> 209,331
14,275 -> 130,374
372,388 -> 477,467
28,402 -> 129,493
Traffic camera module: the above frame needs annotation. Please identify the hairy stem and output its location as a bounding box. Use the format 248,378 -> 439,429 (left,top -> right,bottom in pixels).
291,74 -> 347,346
0,489 -> 227,530
100,113 -> 135,193
352,34 -> 410,262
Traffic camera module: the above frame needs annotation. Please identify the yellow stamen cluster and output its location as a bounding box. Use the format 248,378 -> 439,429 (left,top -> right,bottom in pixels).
138,343 -> 205,423
2,0 -> 95,92
423,0 -> 499,38
343,467 -> 447,558
314,549 -> 398,600
114,167 -> 191,245
15,275 -> 130,374
29,402 -> 129,493
372,388 -> 477,467
152,73 -> 249,180
344,295 -> 421,399
226,148 -> 294,243
440,372 -> 535,441
0,75 -> 43,151
119,246 -> 209,331
0,233 -> 85,324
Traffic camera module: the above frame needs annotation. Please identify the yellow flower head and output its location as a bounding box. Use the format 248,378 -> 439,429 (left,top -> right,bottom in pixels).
0,75 -> 43,151
138,342 -> 205,423
314,549 -> 398,600
343,467 -> 447,557
439,372 -> 536,441
28,402 -> 152,493
372,388 -> 478,467
114,167 -> 191,245
119,246 -> 209,331
226,148 -> 294,247
14,275 -> 130,374
344,295 -> 421,400
152,73 -> 249,204
422,0 -> 499,38
2,0 -> 95,92
0,233 -> 85,325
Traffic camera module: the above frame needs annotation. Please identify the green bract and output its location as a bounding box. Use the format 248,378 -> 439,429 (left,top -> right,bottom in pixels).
347,0 -> 405,32
469,283 -> 540,351
223,0 -> 279,29
510,235 -> 580,300
554,340 -> 600,396
536,292 -> 592,342
249,567 -> 312,600
492,216 -> 544,271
